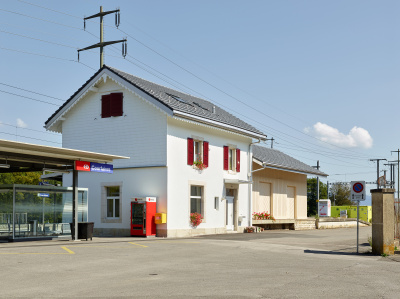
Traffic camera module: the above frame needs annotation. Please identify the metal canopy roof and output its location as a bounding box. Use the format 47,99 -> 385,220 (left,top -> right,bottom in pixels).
0,139 -> 129,173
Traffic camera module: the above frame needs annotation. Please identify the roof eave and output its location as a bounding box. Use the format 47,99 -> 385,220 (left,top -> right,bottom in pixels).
253,157 -> 328,177
174,111 -> 267,141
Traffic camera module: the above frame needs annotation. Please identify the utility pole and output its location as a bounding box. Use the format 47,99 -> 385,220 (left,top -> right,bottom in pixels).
78,6 -> 127,68
384,162 -> 396,189
370,158 -> 387,189
391,149 -> 400,199
266,138 -> 274,149
312,161 -> 320,215
387,162 -> 397,190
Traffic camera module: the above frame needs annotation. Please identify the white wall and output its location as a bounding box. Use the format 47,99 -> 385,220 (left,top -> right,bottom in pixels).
59,75 -> 255,235
62,78 -> 167,168
63,167 -> 167,231
166,118 -> 252,230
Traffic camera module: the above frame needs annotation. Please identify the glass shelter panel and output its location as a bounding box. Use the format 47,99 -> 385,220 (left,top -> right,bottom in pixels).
0,188 -> 13,238
0,185 -> 88,239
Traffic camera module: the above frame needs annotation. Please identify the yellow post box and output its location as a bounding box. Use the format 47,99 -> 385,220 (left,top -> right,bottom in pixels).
155,213 -> 167,224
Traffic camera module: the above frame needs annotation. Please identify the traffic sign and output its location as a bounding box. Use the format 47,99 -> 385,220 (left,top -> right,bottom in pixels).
351,181 -> 366,201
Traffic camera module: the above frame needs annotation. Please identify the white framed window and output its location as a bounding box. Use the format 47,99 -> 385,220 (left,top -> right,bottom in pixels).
190,185 -> 203,214
194,140 -> 203,163
187,138 -> 209,167
106,186 -> 120,218
228,148 -> 236,171
214,197 -> 219,210
223,146 -> 241,172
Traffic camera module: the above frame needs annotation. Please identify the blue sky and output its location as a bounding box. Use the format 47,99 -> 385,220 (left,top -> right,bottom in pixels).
0,0 -> 399,200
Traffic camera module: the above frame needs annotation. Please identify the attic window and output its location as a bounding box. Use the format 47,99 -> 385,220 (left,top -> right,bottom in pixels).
102,93 -> 123,118
166,93 -> 189,104
193,102 -> 209,111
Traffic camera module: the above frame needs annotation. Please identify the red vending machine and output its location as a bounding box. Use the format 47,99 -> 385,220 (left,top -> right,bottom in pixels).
130,197 -> 157,237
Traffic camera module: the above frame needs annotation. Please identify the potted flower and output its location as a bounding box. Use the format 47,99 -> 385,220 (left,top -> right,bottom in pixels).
193,159 -> 207,170
252,211 -> 275,221
245,226 -> 255,233
190,212 -> 203,228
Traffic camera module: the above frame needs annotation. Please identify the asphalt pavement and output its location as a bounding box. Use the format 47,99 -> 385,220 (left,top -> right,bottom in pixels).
0,226 -> 399,298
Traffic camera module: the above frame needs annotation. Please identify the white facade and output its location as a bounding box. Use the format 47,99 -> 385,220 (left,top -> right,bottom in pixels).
54,69 -> 258,237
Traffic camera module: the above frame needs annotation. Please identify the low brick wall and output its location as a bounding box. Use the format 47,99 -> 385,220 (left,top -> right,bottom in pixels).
317,218 -> 369,229
295,219 -> 317,230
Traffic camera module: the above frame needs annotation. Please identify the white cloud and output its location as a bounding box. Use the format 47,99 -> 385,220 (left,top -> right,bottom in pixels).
16,118 -> 28,128
309,122 -> 373,149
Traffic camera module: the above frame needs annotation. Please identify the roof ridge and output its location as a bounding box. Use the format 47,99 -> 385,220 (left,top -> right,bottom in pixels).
105,65 -> 203,102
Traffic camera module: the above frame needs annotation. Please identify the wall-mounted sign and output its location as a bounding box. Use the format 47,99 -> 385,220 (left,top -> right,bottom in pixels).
75,161 -> 91,172
75,161 -> 113,174
91,162 -> 113,174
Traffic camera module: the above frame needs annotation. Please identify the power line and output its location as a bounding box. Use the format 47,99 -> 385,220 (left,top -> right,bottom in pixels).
0,121 -> 60,136
0,8 -> 83,30
0,83 -> 64,102
0,89 -> 60,106
0,131 -> 61,144
17,0 -> 83,20
0,29 -> 78,49
6,2 -> 373,165
0,47 -> 96,70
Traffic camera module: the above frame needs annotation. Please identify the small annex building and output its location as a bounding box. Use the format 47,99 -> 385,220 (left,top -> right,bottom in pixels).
252,145 -> 328,229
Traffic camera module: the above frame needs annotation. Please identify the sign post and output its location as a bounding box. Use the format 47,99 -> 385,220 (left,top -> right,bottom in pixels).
351,181 -> 366,253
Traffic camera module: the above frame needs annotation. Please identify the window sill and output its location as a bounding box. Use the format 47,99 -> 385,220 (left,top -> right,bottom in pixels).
102,218 -> 122,224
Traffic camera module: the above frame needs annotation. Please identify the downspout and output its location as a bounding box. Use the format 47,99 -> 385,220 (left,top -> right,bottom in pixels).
248,138 -> 261,227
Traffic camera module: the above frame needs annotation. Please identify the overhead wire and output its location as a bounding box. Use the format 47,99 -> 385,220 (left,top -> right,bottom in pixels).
0,82 -> 64,102
0,131 -> 61,144
0,89 -> 61,106
10,1 -> 368,161
0,121 -> 60,136
0,47 -> 96,71
5,2 -> 377,167
9,1 -> 373,162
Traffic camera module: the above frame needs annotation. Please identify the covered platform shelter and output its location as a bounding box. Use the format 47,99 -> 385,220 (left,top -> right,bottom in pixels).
0,139 -> 128,241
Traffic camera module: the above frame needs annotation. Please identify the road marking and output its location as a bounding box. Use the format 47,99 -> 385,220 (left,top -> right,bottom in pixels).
61,246 -> 75,254
129,242 -> 148,248
154,241 -> 200,244
0,247 -> 74,255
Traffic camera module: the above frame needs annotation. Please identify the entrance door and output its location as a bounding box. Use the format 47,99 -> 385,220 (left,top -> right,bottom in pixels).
226,196 -> 234,230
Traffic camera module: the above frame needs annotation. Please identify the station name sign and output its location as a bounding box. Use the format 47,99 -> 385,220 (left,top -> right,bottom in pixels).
75,161 -> 113,174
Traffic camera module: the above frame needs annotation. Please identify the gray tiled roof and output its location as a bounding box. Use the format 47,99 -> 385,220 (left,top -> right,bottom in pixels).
253,145 -> 328,176
106,66 -> 266,137
46,66 -> 267,138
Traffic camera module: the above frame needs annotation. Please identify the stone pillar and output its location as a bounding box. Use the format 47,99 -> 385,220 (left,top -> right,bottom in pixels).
371,188 -> 395,255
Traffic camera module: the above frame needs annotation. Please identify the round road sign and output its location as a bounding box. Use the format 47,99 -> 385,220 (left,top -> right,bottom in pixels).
353,182 -> 364,193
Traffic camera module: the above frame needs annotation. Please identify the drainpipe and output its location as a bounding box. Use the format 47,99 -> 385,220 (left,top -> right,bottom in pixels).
248,138 -> 261,227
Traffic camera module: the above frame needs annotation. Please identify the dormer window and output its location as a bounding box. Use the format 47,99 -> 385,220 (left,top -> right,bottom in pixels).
102,93 -> 123,118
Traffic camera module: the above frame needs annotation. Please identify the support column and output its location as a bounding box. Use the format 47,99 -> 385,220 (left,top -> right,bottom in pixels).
72,168 -> 78,241
371,188 -> 395,255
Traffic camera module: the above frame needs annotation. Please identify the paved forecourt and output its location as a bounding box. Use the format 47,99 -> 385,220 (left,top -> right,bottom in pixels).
0,226 -> 400,298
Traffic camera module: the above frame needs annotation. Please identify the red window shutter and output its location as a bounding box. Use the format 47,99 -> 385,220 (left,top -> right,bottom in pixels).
101,94 -> 111,118
110,93 -> 123,116
203,141 -> 209,167
236,148 -> 241,172
187,138 -> 194,165
223,146 -> 229,170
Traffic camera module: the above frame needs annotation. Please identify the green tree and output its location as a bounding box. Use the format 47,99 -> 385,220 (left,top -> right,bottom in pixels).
307,178 -> 327,216
329,183 -> 353,206
0,172 -> 42,185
